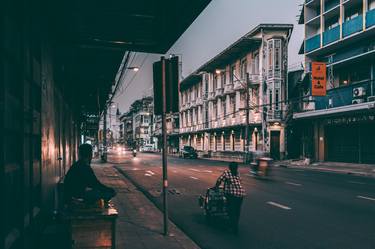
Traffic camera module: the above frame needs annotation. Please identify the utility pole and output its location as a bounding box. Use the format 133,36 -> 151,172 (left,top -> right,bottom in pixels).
245,73 -> 250,163
103,107 -> 107,162
161,57 -> 169,235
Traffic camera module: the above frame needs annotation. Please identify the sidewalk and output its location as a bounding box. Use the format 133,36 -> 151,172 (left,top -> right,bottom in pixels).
274,159 -> 375,178
92,161 -> 200,249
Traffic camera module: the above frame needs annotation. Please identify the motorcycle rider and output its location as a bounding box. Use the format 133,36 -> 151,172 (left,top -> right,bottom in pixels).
215,162 -> 245,234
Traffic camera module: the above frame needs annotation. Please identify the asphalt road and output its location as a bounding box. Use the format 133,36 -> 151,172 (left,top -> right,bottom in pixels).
108,152 -> 375,249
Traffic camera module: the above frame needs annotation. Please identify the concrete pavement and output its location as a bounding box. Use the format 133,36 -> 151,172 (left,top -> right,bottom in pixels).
91,160 -> 201,249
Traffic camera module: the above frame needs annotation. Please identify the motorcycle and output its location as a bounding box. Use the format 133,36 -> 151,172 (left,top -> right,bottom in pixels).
250,157 -> 272,178
132,149 -> 137,157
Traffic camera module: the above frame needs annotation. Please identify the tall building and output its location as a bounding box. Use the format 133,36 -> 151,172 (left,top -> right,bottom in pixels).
293,0 -> 375,163
179,24 -> 293,160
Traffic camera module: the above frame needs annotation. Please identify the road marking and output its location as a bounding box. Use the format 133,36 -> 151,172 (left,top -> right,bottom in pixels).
357,195 -> 375,201
172,170 -> 178,173
146,170 -> 155,175
285,181 -> 302,186
203,170 -> 213,173
145,173 -> 152,177
190,176 -> 199,180
189,168 -> 200,172
348,181 -> 365,185
267,201 -> 292,210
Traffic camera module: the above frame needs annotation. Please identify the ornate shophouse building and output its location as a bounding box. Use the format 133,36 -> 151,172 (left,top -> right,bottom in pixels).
293,0 -> 375,163
179,24 -> 293,160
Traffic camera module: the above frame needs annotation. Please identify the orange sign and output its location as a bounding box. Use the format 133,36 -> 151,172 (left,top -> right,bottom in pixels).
311,62 -> 327,96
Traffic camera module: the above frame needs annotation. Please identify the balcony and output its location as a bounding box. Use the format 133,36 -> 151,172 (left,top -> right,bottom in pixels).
224,83 -> 234,94
305,34 -> 321,52
342,15 -> 363,37
196,97 -> 203,106
190,99 -> 196,107
266,110 -> 284,122
314,81 -> 372,110
366,8 -> 375,28
208,92 -> 216,101
234,81 -> 245,90
323,25 -> 340,45
215,87 -> 224,97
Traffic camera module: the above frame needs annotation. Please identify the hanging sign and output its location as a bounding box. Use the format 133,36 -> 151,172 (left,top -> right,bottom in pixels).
311,62 -> 327,96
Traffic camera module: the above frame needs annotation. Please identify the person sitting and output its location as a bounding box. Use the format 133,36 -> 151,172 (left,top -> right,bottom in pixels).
215,162 -> 245,233
64,144 -> 116,206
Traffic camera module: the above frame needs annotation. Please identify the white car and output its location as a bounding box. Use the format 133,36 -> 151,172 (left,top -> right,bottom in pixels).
140,145 -> 154,152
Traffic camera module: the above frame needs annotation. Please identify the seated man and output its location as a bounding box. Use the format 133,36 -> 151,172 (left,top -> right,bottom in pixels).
64,144 -> 116,205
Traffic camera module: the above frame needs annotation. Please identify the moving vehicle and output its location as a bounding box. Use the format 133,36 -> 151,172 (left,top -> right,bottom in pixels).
198,187 -> 227,223
132,149 -> 137,157
180,145 -> 198,159
250,156 -> 272,178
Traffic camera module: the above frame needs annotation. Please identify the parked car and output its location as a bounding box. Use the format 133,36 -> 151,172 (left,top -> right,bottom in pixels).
180,145 -> 198,159
140,144 -> 155,152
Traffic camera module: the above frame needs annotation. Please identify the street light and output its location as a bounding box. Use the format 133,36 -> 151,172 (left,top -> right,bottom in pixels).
127,66 -> 139,72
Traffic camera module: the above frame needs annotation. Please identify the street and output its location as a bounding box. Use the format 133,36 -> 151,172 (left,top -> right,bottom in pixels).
107,152 -> 375,249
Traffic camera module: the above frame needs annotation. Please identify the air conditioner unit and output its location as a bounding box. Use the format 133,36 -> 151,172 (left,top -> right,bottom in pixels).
352,98 -> 365,104
367,96 -> 375,102
353,87 -> 366,98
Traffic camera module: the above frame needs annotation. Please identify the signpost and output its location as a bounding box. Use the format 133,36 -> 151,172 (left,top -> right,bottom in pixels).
311,62 -> 327,96
153,56 -> 179,236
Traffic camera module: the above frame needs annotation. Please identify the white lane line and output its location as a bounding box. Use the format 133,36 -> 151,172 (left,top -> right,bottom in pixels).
145,173 -> 152,177
285,181 -> 302,186
203,170 -> 213,173
146,170 -> 155,175
190,176 -> 199,180
357,195 -> 375,201
267,201 -> 292,210
172,170 -> 178,173
189,168 -> 200,172
348,181 -> 365,185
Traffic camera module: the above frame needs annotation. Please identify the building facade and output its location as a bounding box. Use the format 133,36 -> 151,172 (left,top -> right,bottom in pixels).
179,24 -> 293,160
293,0 -> 375,163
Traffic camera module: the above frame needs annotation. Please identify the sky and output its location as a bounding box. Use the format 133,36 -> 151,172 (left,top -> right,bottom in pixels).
114,0 -> 304,113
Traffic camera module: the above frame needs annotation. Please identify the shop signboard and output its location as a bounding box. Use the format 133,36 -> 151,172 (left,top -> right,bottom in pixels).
311,62 -> 327,96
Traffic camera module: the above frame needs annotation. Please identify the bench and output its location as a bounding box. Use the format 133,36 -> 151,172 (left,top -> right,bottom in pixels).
57,179 -> 118,249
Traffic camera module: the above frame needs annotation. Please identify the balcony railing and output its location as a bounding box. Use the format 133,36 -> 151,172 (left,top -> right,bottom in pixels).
366,8 -> 375,28
323,25 -> 340,46
266,110 -> 284,121
215,87 -> 224,97
224,83 -> 234,94
342,15 -> 363,37
305,34 -> 321,52
208,92 -> 215,100
314,81 -> 371,110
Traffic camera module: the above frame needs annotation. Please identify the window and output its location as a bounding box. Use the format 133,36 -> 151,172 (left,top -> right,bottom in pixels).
230,64 -> 236,84
213,74 -> 217,91
253,53 -> 259,75
268,41 -> 273,73
275,89 -> 279,110
269,90 -> 273,110
275,40 -> 281,70
240,58 -> 247,80
213,102 -> 217,119
221,71 -> 226,86
223,101 -> 226,117
231,96 -> 236,116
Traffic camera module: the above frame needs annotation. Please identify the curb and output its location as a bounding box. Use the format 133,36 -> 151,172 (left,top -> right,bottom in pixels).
114,166 -> 202,249
274,164 -> 374,178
